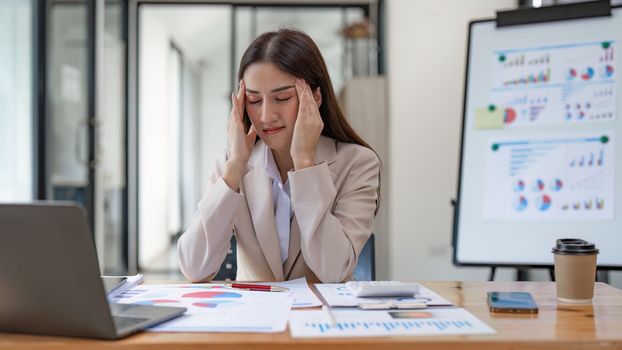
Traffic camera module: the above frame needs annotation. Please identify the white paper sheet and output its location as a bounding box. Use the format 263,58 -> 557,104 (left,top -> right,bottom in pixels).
314,283 -> 453,307
252,277 -> 322,308
114,284 -> 293,332
289,308 -> 495,338
107,273 -> 144,300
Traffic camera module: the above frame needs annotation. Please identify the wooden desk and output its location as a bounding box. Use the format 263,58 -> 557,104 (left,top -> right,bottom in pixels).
1,281 -> 621,350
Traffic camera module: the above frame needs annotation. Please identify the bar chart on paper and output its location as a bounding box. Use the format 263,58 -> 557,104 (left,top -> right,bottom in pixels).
306,319 -> 476,334
288,309 -> 495,338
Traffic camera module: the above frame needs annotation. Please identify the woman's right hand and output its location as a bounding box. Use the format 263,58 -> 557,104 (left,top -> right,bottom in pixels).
223,80 -> 257,192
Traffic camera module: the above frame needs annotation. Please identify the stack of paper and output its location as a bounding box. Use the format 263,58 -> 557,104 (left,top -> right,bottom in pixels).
114,283 -> 293,332
107,273 -> 144,300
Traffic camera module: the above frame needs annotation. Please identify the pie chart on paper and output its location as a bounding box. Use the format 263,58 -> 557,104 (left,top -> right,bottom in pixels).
192,300 -> 243,308
181,291 -> 242,299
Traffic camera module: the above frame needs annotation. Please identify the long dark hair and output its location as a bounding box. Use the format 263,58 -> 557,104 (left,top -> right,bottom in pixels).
238,29 -> 373,150
237,28 -> 381,213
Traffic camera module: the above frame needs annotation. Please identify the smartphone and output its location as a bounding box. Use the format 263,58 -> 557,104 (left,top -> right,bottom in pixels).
487,291 -> 538,314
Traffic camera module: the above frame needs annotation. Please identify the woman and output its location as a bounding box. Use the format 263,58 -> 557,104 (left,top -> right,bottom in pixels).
177,29 -> 380,283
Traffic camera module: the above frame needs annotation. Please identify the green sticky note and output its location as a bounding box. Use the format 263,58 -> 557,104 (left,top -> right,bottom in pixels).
475,107 -> 504,129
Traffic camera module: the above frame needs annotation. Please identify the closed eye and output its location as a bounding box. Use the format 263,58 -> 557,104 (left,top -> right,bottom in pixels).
248,100 -> 262,105
276,97 -> 292,102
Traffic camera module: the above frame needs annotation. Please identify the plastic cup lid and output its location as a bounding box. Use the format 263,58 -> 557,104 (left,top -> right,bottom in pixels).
552,238 -> 599,255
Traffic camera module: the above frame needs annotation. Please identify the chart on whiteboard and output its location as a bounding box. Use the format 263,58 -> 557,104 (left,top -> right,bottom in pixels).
476,40 -> 616,129
483,133 -> 615,221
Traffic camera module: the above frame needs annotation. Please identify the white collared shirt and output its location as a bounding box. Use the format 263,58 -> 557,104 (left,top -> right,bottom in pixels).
265,148 -> 293,263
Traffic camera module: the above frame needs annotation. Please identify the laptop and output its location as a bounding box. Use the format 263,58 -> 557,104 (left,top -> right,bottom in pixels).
0,203 -> 186,339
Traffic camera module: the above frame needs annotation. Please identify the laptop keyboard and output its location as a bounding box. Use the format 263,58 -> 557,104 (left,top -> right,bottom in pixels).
113,316 -> 149,330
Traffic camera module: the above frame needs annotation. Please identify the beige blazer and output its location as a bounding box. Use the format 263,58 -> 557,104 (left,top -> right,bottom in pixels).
177,135 -> 380,283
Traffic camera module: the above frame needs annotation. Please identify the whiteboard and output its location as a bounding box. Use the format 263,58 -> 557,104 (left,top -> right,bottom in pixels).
454,5 -> 622,268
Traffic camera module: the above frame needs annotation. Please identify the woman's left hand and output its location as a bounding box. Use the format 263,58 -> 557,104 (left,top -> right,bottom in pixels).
291,78 -> 324,170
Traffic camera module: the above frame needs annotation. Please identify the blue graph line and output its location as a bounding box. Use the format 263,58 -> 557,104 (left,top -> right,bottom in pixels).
495,137 -> 602,149
493,40 -> 615,55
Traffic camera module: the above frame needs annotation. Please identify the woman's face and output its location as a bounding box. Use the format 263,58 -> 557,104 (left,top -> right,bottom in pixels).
243,62 -> 299,153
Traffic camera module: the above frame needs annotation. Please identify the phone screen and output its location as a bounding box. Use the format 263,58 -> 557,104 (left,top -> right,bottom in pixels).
487,291 -> 538,314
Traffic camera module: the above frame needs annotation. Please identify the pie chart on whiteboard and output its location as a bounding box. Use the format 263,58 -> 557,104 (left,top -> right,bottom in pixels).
504,108 -> 516,124
536,194 -> 552,211
514,195 -> 528,212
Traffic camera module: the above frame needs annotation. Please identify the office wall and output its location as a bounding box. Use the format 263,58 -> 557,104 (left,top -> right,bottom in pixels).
386,0 -> 518,281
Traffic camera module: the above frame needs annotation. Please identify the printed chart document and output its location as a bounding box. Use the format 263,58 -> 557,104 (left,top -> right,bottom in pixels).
114,284 -> 293,332
315,282 -> 453,307
289,308 -> 495,338
252,277 -> 322,308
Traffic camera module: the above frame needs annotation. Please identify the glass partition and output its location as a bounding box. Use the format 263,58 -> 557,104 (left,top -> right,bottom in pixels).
0,0 -> 33,201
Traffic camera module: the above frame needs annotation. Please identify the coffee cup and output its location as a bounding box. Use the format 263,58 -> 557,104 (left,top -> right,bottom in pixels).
552,238 -> 599,304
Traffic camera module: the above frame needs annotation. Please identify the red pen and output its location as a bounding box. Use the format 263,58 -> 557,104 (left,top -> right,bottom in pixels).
226,283 -> 289,292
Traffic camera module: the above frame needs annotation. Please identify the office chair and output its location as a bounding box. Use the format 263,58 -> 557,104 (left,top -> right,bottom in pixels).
213,233 -> 376,281
213,236 -> 238,281
353,233 -> 376,281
